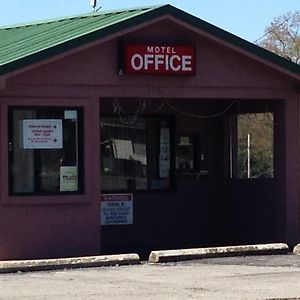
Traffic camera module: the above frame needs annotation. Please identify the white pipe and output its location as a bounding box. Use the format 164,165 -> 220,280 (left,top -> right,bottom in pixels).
247,133 -> 251,178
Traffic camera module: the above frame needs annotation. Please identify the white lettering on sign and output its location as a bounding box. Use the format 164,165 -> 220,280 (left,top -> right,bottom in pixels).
23,119 -> 63,149
101,194 -> 133,225
131,54 -> 143,71
182,55 -> 192,71
146,46 -> 176,54
130,53 -> 192,72
125,44 -> 195,75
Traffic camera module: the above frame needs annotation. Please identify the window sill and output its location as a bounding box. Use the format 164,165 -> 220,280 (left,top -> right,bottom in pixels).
1,194 -> 90,206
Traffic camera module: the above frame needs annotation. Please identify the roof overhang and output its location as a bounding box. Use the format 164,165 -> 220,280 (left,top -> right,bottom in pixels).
0,4 -> 299,83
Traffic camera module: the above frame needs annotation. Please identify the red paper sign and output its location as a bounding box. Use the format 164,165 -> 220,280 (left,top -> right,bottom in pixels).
124,44 -> 196,75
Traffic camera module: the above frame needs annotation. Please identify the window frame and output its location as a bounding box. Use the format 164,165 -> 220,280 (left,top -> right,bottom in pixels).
100,113 -> 175,193
8,106 -> 85,196
228,103 -> 277,180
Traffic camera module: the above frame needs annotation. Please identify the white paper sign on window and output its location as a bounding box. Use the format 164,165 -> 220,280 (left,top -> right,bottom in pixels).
23,119 -> 63,149
101,194 -> 133,225
60,166 -> 78,191
159,127 -> 170,178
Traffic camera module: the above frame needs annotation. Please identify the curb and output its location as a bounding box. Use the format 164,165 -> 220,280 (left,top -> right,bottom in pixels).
149,243 -> 289,263
293,243 -> 300,255
0,253 -> 140,273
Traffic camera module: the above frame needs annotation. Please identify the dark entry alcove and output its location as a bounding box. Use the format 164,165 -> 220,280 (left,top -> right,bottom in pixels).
100,98 -> 285,255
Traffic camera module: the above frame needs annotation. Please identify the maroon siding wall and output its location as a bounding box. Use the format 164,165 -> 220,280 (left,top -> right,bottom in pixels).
0,18 -> 298,259
0,97 -> 101,259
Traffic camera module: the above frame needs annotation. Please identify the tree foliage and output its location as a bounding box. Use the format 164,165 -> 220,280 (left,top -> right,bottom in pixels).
237,113 -> 274,179
258,11 -> 300,64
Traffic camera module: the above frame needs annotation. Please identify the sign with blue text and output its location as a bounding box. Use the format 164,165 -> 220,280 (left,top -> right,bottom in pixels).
101,194 -> 133,225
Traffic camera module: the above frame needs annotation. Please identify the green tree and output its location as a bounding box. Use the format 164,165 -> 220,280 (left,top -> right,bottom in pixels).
258,11 -> 300,64
237,113 -> 274,179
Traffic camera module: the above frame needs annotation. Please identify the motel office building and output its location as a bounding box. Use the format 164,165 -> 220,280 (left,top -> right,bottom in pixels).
0,5 -> 300,260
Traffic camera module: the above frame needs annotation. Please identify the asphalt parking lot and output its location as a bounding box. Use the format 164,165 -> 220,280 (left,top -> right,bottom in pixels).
0,254 -> 299,300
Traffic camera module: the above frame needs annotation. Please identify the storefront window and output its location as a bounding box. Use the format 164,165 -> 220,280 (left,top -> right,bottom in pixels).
100,116 -> 172,191
9,107 -> 83,195
231,112 -> 274,179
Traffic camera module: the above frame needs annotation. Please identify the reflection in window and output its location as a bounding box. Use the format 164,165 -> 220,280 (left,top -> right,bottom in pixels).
234,112 -> 274,179
100,116 -> 171,191
9,107 -> 83,194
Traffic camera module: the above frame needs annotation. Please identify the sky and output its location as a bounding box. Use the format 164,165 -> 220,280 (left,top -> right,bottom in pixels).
0,0 -> 299,42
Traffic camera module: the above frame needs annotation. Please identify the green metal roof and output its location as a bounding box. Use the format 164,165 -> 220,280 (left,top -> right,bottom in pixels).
0,6 -> 161,76
0,4 -> 300,77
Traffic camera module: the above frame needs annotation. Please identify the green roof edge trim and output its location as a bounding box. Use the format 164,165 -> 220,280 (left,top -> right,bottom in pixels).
0,4 -> 300,77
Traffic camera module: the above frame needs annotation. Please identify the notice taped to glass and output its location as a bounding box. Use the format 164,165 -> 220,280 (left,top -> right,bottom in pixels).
100,194 -> 133,225
22,119 -> 63,149
60,166 -> 78,192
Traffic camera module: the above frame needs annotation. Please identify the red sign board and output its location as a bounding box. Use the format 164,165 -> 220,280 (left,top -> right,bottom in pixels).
124,44 -> 196,75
